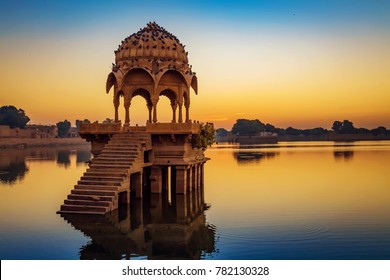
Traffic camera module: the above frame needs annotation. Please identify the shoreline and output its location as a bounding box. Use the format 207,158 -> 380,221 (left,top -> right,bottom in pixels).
0,137 -> 89,149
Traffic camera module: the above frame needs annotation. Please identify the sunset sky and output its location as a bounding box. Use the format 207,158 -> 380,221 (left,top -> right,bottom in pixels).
0,0 -> 389,130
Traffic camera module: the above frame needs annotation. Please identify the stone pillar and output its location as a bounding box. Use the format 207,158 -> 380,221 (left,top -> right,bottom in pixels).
200,163 -> 204,187
113,94 -> 120,122
197,164 -> 201,189
175,166 -> 187,194
124,101 -> 130,124
152,102 -> 158,123
178,104 -> 183,123
171,104 -> 177,123
161,166 -> 169,192
185,104 -> 190,122
147,104 -> 152,123
186,166 -> 192,192
114,106 -> 119,123
134,172 -> 143,198
150,166 -> 162,193
193,165 -> 198,190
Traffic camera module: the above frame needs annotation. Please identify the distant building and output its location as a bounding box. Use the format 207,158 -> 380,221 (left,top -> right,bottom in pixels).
67,127 -> 79,138
0,124 -> 57,139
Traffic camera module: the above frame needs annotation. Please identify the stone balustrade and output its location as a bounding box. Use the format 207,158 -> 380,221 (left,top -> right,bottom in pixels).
79,122 -> 201,134
146,121 -> 202,134
79,122 -> 122,134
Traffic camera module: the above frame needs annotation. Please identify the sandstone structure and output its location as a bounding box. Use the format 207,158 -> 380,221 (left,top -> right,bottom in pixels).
58,22 -> 208,215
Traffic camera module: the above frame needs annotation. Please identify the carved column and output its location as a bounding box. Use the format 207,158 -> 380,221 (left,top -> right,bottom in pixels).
178,104 -> 183,123
147,104 -> 152,123
186,166 -> 192,192
185,103 -> 190,122
124,100 -> 130,124
134,172 -> 143,198
152,102 -> 158,123
175,166 -> 187,194
113,95 -> 120,122
150,166 -> 162,193
171,103 -> 177,123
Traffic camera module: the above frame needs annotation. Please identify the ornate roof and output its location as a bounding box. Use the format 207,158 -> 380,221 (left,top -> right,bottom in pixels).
107,22 -> 197,95
115,22 -> 189,64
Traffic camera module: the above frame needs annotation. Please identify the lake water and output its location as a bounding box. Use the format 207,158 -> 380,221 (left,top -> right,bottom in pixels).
0,141 -> 389,260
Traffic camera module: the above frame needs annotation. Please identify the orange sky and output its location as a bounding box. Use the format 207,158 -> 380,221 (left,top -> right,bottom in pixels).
1,1 -> 389,130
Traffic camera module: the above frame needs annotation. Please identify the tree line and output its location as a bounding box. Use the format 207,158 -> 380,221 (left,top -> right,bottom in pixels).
216,119 -> 389,138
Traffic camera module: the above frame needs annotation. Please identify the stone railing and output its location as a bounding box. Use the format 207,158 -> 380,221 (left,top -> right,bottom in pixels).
146,121 -> 202,134
79,122 -> 121,134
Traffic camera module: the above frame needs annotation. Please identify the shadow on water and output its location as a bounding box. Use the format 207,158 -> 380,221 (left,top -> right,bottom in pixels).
0,153 -> 29,184
233,151 -> 278,164
333,151 -> 354,161
0,147 -> 91,185
61,191 -> 217,260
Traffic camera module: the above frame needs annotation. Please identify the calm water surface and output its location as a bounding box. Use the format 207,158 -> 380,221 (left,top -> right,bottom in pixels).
0,141 -> 389,259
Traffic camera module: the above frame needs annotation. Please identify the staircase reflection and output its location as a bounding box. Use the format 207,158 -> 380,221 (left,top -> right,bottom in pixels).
61,189 -> 216,260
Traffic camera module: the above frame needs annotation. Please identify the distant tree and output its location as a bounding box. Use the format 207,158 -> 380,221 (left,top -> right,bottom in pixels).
308,127 -> 328,136
371,126 -> 387,136
232,119 -> 266,136
332,120 -> 358,134
76,119 -> 91,131
265,123 -> 276,132
332,121 -> 342,133
0,105 -> 30,128
56,120 -> 71,137
285,127 -> 301,136
341,120 -> 357,134
216,128 -> 228,138
75,119 -> 82,131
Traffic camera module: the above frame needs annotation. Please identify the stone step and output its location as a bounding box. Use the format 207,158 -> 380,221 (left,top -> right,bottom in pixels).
102,146 -> 139,152
71,189 -> 117,196
103,146 -> 139,150
93,156 -> 136,162
92,159 -> 135,165
99,151 -> 138,156
75,185 -> 120,191
106,142 -> 139,146
67,194 -> 114,202
80,176 -> 123,181
94,156 -> 136,160
77,180 -> 122,186
89,163 -> 132,169
60,204 -> 108,213
64,199 -> 111,207
85,170 -> 129,176
84,171 -> 127,177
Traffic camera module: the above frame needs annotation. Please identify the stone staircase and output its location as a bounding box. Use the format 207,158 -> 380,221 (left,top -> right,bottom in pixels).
57,132 -> 152,215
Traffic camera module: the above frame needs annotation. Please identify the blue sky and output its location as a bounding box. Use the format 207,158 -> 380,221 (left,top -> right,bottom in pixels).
1,0 -> 389,129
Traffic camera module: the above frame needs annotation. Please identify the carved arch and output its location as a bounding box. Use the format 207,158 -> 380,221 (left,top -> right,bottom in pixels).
106,72 -> 117,93
122,68 -> 155,88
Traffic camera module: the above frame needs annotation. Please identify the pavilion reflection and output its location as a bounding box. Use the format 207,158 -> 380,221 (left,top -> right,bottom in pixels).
61,188 -> 216,260
233,151 -> 278,164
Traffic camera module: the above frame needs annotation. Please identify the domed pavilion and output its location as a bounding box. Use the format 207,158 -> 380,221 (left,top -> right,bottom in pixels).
59,23 -> 209,215
106,21 -> 198,125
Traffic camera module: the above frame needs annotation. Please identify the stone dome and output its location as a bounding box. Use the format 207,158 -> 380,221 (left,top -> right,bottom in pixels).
115,22 -> 189,64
